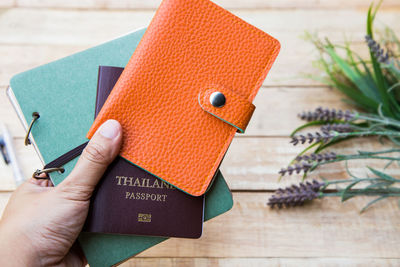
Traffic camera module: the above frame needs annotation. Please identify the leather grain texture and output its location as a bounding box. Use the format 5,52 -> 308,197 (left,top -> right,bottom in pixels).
9,27 -> 233,266
85,65 -> 205,238
87,0 -> 280,196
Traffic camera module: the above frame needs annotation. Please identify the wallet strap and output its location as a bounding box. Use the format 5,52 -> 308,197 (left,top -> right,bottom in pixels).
198,87 -> 255,133
32,142 -> 88,180
44,142 -> 88,169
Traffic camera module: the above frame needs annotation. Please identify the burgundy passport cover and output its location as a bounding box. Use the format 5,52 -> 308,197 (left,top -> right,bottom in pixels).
83,66 -> 204,238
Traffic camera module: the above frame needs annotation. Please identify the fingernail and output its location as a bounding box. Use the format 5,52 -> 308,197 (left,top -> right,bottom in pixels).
99,120 -> 120,139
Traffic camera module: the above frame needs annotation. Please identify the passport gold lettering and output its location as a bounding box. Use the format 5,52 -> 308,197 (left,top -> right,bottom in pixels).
116,176 -> 172,202
116,176 -> 175,189
125,191 -> 168,202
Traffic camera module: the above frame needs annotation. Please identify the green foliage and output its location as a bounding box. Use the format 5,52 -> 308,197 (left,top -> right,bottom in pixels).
321,170 -> 400,213
304,2 -> 400,118
278,2 -> 400,212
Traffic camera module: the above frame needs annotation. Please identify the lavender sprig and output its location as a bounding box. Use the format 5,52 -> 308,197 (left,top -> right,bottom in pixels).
298,107 -> 355,122
295,152 -> 337,162
291,129 -> 400,146
281,149 -> 400,179
365,35 -> 390,64
270,173 -> 400,212
278,162 -> 312,176
267,180 -> 324,208
279,152 -> 337,176
321,123 -> 353,133
277,4 -> 400,213
365,35 -> 400,82
290,131 -> 334,145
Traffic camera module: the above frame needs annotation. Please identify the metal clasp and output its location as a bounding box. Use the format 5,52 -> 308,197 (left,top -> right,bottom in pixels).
24,112 -> 40,146
32,167 -> 65,179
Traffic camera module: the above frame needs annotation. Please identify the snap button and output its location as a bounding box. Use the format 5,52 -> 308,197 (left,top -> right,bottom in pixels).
198,87 -> 255,133
209,92 -> 226,108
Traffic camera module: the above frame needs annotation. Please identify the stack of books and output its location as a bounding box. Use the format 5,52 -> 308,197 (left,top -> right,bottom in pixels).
7,0 -> 279,265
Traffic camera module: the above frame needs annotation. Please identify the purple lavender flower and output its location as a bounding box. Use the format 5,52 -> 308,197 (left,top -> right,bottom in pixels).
295,152 -> 337,162
365,35 -> 390,64
298,107 -> 354,122
290,131 -> 335,145
267,180 -> 325,208
278,162 -> 312,176
321,123 -> 353,133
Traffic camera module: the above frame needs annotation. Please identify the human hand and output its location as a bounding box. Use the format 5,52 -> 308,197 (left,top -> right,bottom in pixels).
0,120 -> 122,267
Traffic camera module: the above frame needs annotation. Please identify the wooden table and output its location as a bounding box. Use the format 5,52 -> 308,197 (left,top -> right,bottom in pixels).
1,1 -> 400,266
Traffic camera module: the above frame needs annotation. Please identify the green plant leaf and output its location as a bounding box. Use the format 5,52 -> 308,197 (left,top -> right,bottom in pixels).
314,136 -> 355,153
341,98 -> 369,110
365,180 -> 394,189
345,161 -> 359,179
366,2 -> 393,117
341,180 -> 361,202
387,135 -> 400,146
317,47 -> 379,111
386,64 -> 400,81
327,79 -> 378,111
384,160 -> 395,170
387,82 -> 400,93
348,46 -> 378,89
325,47 -> 380,101
290,121 -> 329,137
367,167 -> 397,182
360,195 -> 388,213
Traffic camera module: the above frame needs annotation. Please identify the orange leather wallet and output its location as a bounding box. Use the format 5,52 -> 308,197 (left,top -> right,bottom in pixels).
87,0 -> 280,196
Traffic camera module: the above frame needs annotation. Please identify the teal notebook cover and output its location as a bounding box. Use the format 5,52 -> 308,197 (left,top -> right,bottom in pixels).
8,28 -> 233,266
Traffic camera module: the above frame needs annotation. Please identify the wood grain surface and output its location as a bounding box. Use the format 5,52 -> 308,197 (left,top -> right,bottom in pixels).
0,1 -> 400,266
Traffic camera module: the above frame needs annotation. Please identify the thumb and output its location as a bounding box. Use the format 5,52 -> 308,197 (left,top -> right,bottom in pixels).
57,119 -> 122,200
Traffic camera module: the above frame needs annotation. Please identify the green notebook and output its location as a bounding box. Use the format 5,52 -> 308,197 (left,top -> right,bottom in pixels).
8,28 -> 233,266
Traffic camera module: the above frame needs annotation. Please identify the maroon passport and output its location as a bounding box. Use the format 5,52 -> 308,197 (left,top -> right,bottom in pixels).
83,66 -> 204,238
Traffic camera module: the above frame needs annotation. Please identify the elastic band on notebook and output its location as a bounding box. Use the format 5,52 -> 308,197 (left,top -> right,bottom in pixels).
24,112 -> 40,146
32,141 -> 88,180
